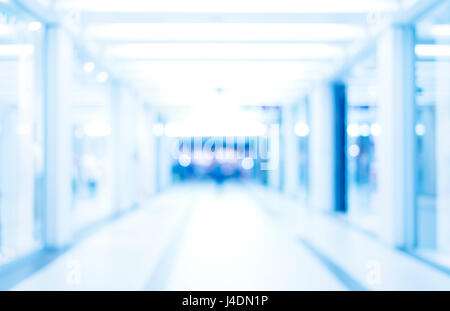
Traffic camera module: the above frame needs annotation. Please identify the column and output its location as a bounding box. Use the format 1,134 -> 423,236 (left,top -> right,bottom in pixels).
332,83 -> 347,212
158,131 -> 173,191
376,25 -> 416,247
309,83 -> 333,211
44,26 -> 74,248
266,111 -> 281,190
309,82 -> 347,212
136,104 -> 158,200
281,105 -> 299,195
435,40 -> 450,253
111,85 -> 139,211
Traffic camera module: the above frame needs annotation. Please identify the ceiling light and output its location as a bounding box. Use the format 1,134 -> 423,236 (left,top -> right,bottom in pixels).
87,23 -> 365,42
415,44 -> 450,57
107,43 -> 343,60
96,71 -> 109,83
294,122 -> 310,137
83,61 -> 95,73
0,44 -> 34,56
28,21 -> 42,32
153,123 -> 165,136
84,122 -> 111,137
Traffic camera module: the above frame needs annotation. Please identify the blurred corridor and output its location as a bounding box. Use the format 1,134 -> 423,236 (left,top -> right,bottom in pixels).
1,1 -> 450,291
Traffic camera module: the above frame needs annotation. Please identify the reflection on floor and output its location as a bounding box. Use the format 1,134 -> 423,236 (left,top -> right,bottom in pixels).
9,183 -> 450,290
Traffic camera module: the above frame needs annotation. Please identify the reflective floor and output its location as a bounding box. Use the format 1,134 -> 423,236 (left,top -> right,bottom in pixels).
8,183 -> 450,291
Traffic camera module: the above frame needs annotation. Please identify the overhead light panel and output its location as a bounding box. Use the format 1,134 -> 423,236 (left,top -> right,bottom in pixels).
415,44 -> 450,57
28,22 -> 42,32
56,0 -> 401,13
86,23 -> 365,42
0,44 -> 34,56
83,61 -> 96,73
96,71 -> 109,83
106,43 -> 343,60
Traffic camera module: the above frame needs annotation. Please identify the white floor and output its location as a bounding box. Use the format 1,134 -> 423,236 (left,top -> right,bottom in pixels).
11,183 -> 450,291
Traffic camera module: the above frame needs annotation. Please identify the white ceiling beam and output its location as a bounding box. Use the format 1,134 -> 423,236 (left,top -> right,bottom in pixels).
9,0 -> 59,23
88,40 -> 353,46
54,0 -> 403,14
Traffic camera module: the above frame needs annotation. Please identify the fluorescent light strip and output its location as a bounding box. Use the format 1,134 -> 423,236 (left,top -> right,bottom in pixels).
56,0 -> 401,13
418,25 -> 450,39
415,44 -> 450,57
164,121 -> 267,137
0,44 -> 35,56
0,25 -> 13,37
87,23 -> 365,42
106,43 -> 343,60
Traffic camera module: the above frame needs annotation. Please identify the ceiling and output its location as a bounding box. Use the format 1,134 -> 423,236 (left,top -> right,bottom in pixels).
24,1 -> 426,108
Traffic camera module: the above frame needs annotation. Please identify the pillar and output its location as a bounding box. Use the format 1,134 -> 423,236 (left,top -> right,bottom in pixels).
155,116 -> 172,191
435,40 -> 450,253
281,105 -> 299,195
136,104 -> 158,200
44,26 -> 74,248
376,25 -> 416,247
111,85 -> 139,211
310,83 -> 332,211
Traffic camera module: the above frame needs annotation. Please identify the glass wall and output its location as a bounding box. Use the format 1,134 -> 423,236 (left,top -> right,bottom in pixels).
344,55 -> 381,235
414,1 -> 450,268
71,51 -> 114,232
0,7 -> 44,264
